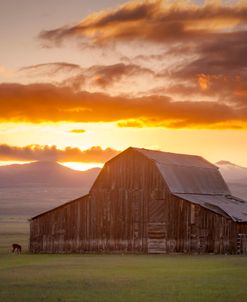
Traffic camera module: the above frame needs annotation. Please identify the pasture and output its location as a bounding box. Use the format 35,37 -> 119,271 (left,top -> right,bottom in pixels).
1,217 -> 247,302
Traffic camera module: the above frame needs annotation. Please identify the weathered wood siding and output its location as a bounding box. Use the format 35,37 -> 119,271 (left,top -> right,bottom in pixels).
30,148 -> 247,254
160,196 -> 247,254
30,195 -> 90,253
87,148 -> 167,253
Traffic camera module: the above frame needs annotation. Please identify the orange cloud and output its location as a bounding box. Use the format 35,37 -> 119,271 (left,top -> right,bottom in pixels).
198,74 -> 209,91
35,1 -> 247,112
0,83 -> 247,129
0,144 -> 119,163
20,62 -> 155,93
117,119 -> 144,128
69,129 -> 86,134
83,63 -> 154,89
39,1 -> 247,46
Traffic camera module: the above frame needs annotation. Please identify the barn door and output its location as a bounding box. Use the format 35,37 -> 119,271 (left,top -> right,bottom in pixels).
147,198 -> 166,253
147,223 -> 166,253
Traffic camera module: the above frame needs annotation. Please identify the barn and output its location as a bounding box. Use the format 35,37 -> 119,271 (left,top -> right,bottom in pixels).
30,147 -> 247,254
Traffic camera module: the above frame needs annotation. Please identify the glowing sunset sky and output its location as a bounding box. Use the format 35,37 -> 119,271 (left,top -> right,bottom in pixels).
1,0 -> 247,170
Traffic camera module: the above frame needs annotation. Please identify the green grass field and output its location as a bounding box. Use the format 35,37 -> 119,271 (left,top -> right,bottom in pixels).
1,217 -> 247,302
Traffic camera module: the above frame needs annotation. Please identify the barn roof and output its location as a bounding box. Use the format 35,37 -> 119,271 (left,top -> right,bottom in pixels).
174,194 -> 247,222
134,148 -> 216,169
133,148 -> 230,195
133,148 -> 247,222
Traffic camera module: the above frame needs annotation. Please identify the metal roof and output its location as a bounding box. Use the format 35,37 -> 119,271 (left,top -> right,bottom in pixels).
174,193 -> 247,222
134,148 -> 247,222
156,163 -> 230,195
134,148 -> 230,195
134,148 -> 216,169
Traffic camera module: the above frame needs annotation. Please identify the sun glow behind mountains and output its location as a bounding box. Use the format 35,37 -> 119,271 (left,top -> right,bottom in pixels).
61,162 -> 103,171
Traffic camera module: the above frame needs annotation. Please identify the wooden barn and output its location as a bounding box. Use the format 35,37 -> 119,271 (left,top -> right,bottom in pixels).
30,147 -> 247,254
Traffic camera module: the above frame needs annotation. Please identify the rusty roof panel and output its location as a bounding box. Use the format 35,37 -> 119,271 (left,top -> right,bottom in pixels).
174,193 -> 247,222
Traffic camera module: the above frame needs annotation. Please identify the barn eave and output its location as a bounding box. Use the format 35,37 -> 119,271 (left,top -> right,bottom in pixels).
174,193 -> 247,223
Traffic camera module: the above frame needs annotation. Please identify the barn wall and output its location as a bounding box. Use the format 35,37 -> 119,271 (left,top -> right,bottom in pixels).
162,196 -> 247,254
30,149 -> 169,253
87,148 -> 169,253
30,195 -> 90,253
193,203 -> 247,254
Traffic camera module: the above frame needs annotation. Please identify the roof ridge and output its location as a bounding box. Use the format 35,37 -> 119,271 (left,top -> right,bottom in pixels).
132,147 -> 217,169
132,147 -> 204,158
154,160 -> 217,169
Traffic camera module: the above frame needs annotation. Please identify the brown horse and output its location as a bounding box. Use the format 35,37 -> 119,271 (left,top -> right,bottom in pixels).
12,243 -> 22,254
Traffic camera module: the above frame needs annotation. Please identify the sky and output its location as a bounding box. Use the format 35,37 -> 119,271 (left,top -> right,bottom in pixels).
0,0 -> 247,170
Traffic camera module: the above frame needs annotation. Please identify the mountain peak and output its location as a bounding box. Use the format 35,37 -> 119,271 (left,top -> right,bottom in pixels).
0,161 -> 101,188
28,160 -> 60,167
216,160 -> 237,166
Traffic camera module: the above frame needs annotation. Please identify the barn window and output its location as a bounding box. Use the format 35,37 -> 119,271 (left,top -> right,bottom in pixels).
191,204 -> 195,224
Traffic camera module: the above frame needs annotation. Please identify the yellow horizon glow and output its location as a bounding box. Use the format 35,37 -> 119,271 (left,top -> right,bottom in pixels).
1,122 -> 247,168
0,161 -> 33,166
61,162 -> 103,171
0,160 -> 103,171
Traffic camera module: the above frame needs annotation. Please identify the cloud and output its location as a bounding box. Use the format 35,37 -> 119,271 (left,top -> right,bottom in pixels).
174,31 -> 247,78
19,62 -> 156,93
147,83 -> 199,97
20,62 -> 81,75
0,83 -> 247,129
117,119 -> 144,128
36,1 -> 247,108
39,1 -> 159,46
63,63 -> 156,94
0,144 -> 119,163
39,1 -> 247,46
170,31 -> 247,104
19,62 -> 82,85
80,63 -> 154,89
69,129 -> 86,134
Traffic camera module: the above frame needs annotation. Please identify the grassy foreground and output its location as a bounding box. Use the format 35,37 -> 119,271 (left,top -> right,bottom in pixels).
1,253 -> 247,302
1,219 -> 247,302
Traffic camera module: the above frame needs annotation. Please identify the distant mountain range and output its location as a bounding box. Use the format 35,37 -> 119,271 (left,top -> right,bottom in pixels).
216,160 -> 247,183
216,161 -> 247,200
0,161 -> 101,216
0,160 -> 246,217
0,161 -> 100,188
1,159 -> 245,192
